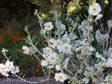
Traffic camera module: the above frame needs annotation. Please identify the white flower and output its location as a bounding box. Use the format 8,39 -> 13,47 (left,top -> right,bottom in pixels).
29,47 -> 36,54
78,43 -> 94,55
49,39 -> 63,49
0,64 -> 5,73
95,14 -> 103,20
44,22 -> 53,31
48,52 -> 58,64
22,46 -> 36,55
54,72 -> 68,82
47,65 -> 54,69
96,52 -> 100,57
0,64 -> 9,77
82,78 -> 89,84
57,44 -> 63,52
54,39 -> 62,47
53,39 -> 63,48
5,60 -> 14,71
49,39 -> 55,43
11,66 -> 20,74
22,46 -> 30,55
55,65 -> 61,71
40,29 -> 46,35
41,60 -> 48,66
62,32 -> 71,42
43,47 -> 53,55
89,3 -> 101,16
89,46 -> 95,52
62,43 -> 72,54
5,60 -> 13,66
1,69 -> 9,77
56,21 -> 66,34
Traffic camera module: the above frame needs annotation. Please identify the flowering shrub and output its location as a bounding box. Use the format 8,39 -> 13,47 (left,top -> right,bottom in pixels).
0,2 -> 112,84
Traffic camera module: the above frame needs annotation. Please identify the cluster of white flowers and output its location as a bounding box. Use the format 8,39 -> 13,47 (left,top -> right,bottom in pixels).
0,60 -> 19,77
41,3 -> 111,83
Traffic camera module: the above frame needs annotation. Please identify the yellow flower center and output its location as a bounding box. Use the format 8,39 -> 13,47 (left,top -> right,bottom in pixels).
59,76 -> 62,80
80,48 -> 83,51
64,46 -> 68,50
93,8 -> 96,11
6,71 -> 9,74
0,67 -> 3,70
47,25 -> 51,28
47,49 -> 51,53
